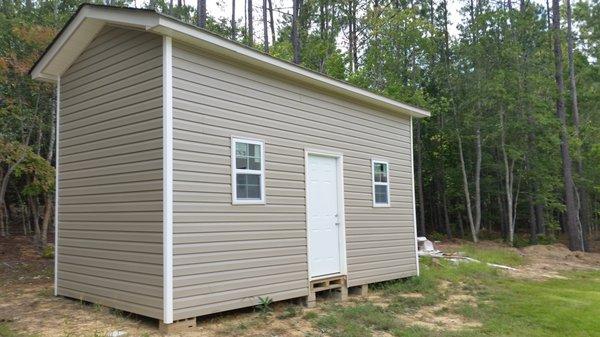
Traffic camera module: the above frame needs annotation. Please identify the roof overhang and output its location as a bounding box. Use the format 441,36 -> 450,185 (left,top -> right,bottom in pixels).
31,4 -> 430,118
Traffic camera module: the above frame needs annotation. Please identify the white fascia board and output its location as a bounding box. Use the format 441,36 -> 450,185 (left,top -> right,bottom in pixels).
152,17 -> 430,118
31,6 -> 160,82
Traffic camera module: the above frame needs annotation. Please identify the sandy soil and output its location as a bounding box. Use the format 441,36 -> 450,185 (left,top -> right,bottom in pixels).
2,237 -> 599,337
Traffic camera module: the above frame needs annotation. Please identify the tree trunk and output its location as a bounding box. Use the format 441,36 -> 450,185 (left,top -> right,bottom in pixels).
500,111 -> 516,245
268,0 -> 275,46
247,0 -> 254,46
40,195 -> 53,249
262,0 -> 269,53
529,194 -> 538,243
473,127 -> 482,235
291,0 -> 303,64
566,0 -> 590,249
551,0 -> 584,251
231,0 -> 236,40
198,0 -> 207,28
457,134 -> 478,242
415,121 -> 426,235
0,157 -> 24,237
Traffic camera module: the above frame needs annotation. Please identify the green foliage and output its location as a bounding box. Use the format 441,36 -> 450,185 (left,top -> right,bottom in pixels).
454,244 -> 525,267
277,305 -> 301,319
316,303 -> 400,337
41,244 -> 54,259
255,296 -> 273,315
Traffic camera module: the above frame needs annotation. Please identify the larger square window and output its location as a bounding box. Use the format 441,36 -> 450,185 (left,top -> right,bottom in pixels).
372,160 -> 390,207
232,138 -> 265,204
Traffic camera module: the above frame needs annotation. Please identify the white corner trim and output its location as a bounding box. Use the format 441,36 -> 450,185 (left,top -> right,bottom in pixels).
409,117 -> 420,276
54,76 -> 60,296
162,35 -> 174,324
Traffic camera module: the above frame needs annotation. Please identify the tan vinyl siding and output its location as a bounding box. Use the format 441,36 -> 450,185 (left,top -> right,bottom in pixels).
57,26 -> 164,319
171,41 -> 417,320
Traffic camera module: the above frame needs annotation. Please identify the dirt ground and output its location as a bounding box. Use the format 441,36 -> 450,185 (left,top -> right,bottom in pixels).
438,240 -> 600,280
1,236 -> 599,337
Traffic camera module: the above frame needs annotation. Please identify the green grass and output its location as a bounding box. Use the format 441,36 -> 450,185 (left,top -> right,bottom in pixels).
451,243 -> 525,267
307,246 -> 599,337
0,324 -> 40,337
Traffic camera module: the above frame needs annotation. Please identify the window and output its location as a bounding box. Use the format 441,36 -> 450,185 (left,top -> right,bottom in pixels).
372,160 -> 390,207
232,138 -> 265,204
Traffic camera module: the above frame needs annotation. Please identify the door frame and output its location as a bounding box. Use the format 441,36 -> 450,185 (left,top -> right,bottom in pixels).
304,148 -> 348,280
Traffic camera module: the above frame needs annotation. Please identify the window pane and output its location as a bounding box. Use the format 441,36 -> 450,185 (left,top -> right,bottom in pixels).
236,173 -> 261,200
374,163 -> 388,183
236,157 -> 248,170
249,156 -> 261,170
375,185 -> 388,204
236,142 -> 248,157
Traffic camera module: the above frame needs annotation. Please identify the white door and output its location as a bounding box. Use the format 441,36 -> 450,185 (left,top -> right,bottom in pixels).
307,154 -> 341,278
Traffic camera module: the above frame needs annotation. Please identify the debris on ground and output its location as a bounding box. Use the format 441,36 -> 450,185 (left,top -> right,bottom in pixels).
418,237 -> 519,271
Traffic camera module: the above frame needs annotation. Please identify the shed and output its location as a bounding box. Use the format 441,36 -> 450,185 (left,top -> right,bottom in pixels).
31,4 -> 430,330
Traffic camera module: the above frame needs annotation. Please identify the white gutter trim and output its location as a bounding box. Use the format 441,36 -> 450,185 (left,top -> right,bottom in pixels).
162,35 -> 174,324
409,117 -> 420,276
54,76 -> 60,296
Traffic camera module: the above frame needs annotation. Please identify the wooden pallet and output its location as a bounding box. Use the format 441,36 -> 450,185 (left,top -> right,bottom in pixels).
305,275 -> 348,308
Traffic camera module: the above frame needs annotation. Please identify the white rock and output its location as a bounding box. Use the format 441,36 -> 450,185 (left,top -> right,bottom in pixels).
106,330 -> 128,337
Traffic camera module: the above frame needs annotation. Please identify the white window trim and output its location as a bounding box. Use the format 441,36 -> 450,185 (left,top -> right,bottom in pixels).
231,137 -> 266,204
372,159 -> 391,207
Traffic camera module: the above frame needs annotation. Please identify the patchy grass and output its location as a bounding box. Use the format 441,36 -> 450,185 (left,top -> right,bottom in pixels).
314,302 -> 402,337
306,251 -> 599,337
452,243 -> 525,267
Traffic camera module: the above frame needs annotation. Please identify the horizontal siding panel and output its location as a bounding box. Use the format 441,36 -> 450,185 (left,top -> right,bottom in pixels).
60,170 -> 161,189
174,246 -> 306,265
173,238 -> 305,254
172,77 -> 411,148
60,150 -> 162,174
59,180 -> 161,197
58,279 -> 162,309
347,245 -> 415,258
175,279 -> 308,309
60,160 -> 162,181
60,271 -> 161,299
61,98 -> 162,132
59,263 -> 162,287
174,255 -> 306,276
174,44 -> 410,132
174,263 -> 305,287
175,271 -> 306,298
348,269 -> 418,288
60,229 -> 162,243
59,246 -> 161,264
173,288 -> 307,319
59,287 -> 162,320
59,238 -> 162,254
174,222 -> 304,233
173,229 -> 304,244
59,220 -> 162,232
59,256 -> 161,276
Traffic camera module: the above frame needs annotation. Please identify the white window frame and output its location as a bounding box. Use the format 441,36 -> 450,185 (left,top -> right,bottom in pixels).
372,159 -> 391,207
231,137 -> 266,204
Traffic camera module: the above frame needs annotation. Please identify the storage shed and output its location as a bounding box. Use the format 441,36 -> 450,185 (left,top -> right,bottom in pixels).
31,4 -> 430,330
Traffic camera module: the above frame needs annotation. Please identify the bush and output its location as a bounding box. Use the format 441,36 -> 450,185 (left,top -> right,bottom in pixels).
41,245 -> 54,259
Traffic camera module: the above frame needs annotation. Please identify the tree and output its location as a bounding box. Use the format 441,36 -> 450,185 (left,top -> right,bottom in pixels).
291,0 -> 303,63
551,0 -> 585,251
197,0 -> 206,28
